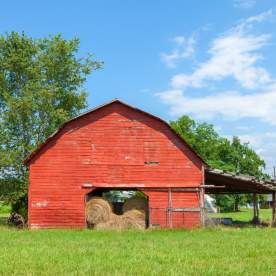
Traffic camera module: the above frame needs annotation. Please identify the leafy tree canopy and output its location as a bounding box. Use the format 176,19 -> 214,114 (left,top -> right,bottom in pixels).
171,115 -> 265,176
0,32 -> 102,207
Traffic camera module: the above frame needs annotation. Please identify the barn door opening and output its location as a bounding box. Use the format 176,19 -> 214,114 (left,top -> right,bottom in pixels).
85,188 -> 149,230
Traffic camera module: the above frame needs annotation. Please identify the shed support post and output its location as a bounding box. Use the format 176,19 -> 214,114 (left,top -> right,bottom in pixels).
272,192 -> 276,227
252,193 -> 260,225
199,187 -> 205,227
200,165 -> 205,227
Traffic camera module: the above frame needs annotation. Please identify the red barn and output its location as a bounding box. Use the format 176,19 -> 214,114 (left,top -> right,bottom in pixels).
24,99 -> 207,229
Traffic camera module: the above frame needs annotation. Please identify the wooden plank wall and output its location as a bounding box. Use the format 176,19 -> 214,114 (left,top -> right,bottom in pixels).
143,190 -> 168,227
142,190 -> 200,228
28,102 -> 203,229
171,191 -> 200,228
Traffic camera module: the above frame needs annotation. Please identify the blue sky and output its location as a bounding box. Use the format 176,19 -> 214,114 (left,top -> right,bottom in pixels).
1,0 -> 276,174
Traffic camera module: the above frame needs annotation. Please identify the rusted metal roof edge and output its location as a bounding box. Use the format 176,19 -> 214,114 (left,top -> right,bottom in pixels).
206,168 -> 276,192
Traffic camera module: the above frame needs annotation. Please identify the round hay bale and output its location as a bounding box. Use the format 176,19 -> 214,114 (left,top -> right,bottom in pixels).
123,196 -> 148,214
94,214 -> 124,230
86,197 -> 113,227
124,209 -> 145,221
95,211 -> 146,230
122,210 -> 146,230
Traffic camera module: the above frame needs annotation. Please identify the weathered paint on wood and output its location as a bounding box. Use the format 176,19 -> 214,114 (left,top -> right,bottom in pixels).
28,101 -> 203,229
141,190 -> 200,228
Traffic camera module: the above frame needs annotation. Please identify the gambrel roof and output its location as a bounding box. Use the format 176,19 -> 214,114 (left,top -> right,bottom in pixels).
24,99 -> 207,166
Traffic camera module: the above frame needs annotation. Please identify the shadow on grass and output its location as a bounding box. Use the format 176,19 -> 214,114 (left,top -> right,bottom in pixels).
0,216 -> 8,226
231,220 -> 271,228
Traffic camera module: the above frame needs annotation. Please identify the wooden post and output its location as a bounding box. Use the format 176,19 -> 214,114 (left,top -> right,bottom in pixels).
200,165 -> 205,227
148,205 -> 151,228
168,188 -> 172,228
252,193 -> 260,225
199,187 -> 205,227
272,167 -> 276,227
272,192 -> 276,227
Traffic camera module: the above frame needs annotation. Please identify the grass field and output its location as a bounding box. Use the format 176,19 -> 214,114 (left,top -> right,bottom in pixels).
0,206 -> 275,275
0,226 -> 275,275
210,208 -> 272,222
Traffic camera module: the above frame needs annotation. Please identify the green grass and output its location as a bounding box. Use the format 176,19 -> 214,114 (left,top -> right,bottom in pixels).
0,226 -> 275,275
0,208 -> 275,275
0,202 -> 10,218
0,203 -> 11,227
210,208 -> 272,222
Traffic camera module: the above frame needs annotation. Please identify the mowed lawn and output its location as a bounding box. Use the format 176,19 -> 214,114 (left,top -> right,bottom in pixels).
0,205 -> 276,275
0,226 -> 275,275
210,207 -> 272,222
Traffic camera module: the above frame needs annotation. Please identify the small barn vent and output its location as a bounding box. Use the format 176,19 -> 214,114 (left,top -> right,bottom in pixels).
144,161 -> 159,166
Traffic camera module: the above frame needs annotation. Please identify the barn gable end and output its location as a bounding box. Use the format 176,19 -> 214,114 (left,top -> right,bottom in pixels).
27,100 -> 204,229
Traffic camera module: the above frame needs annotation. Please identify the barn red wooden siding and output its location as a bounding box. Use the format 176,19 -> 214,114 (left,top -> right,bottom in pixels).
27,100 -> 204,229
141,190 -> 201,228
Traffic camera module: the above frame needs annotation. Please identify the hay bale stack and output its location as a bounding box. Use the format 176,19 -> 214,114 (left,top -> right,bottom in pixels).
94,214 -> 125,230
86,197 -> 113,227
94,210 -> 146,230
87,196 -> 147,230
122,210 -> 146,229
123,196 -> 148,215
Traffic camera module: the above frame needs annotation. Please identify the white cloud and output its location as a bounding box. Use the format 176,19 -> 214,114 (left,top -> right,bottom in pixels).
245,9 -> 273,24
238,134 -> 262,147
158,10 -> 275,123
256,148 -> 265,155
236,9 -> 273,33
170,14 -> 273,90
234,0 -> 256,9
236,132 -> 276,171
171,32 -> 271,90
236,125 -> 252,131
161,35 -> 196,68
157,88 -> 276,124
264,131 -> 276,138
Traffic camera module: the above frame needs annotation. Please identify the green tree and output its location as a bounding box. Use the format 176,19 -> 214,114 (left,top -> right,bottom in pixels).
171,115 -> 266,211
0,32 -> 102,215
